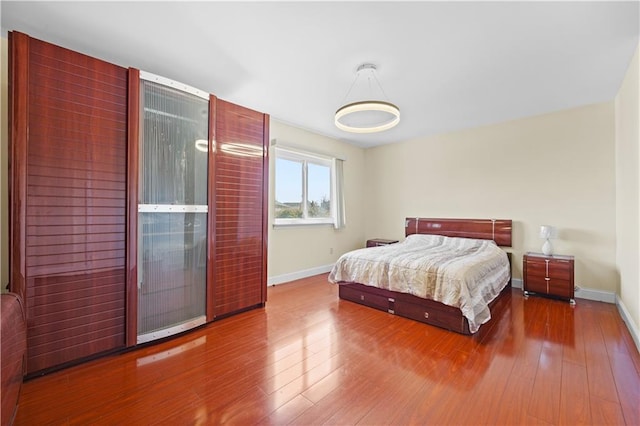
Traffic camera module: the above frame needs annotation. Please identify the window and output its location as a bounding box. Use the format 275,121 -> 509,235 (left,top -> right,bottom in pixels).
274,147 -> 345,227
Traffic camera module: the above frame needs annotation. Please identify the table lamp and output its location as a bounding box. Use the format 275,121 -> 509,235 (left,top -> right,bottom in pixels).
539,225 -> 557,256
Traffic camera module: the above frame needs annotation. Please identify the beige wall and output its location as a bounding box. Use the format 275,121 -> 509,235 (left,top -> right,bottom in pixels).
364,102 -> 618,293
267,120 -> 366,280
1,36 -> 8,291
615,43 -> 639,336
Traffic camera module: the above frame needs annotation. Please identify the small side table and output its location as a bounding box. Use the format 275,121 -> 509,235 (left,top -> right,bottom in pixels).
523,252 -> 575,305
366,238 -> 399,248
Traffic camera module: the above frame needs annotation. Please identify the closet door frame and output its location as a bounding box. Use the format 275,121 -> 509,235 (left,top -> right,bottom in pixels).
8,31 -> 29,302
206,95 -> 217,322
126,68 -> 140,347
261,115 -> 270,305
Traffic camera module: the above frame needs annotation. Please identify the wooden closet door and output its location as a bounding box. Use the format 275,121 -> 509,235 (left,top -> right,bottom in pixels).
212,100 -> 268,318
9,32 -> 127,374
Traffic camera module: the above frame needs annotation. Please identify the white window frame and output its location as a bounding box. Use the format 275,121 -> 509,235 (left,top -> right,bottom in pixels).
274,147 -> 336,226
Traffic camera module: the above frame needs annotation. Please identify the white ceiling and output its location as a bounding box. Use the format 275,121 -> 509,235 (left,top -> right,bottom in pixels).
2,1 -> 638,148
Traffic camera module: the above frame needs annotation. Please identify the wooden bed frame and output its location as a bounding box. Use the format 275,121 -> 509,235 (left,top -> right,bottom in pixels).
338,218 -> 513,335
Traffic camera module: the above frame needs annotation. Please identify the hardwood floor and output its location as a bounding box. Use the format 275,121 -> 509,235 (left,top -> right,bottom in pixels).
14,274 -> 640,425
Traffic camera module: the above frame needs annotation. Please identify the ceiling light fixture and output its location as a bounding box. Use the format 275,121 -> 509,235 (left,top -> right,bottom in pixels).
335,63 -> 400,134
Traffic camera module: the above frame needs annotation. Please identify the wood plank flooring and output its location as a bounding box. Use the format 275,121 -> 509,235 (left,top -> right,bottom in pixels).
14,274 -> 640,425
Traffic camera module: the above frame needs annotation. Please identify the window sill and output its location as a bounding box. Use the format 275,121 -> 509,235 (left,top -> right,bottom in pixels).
273,222 -> 335,229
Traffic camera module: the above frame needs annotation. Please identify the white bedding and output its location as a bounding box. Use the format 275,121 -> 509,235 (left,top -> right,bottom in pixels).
328,234 -> 511,333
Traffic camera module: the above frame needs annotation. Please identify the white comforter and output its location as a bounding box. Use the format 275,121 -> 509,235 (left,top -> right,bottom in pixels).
329,234 -> 511,333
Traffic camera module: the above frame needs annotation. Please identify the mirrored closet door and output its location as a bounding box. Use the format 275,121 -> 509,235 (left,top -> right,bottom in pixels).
137,72 -> 209,343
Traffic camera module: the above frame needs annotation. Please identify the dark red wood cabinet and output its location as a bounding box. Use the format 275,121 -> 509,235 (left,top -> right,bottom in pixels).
9,32 -> 269,375
9,32 -> 128,375
523,252 -> 575,304
212,100 -> 269,318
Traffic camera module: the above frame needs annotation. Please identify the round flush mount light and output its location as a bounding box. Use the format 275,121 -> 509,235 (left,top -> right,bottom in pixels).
335,100 -> 400,133
334,64 -> 400,134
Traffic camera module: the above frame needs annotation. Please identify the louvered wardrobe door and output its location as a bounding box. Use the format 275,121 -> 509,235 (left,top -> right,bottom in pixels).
212,100 -> 268,318
9,32 -> 127,374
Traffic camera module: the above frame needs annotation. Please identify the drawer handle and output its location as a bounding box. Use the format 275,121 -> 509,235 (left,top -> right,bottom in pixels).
545,277 -> 550,281
424,312 -> 429,319
360,295 -> 365,301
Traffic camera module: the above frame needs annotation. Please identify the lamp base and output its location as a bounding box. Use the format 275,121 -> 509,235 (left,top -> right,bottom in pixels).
542,239 -> 553,256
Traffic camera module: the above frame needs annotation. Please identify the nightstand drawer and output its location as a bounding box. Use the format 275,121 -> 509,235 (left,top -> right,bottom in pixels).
524,260 -> 572,280
525,277 -> 573,298
549,280 -> 573,298
524,277 -> 548,294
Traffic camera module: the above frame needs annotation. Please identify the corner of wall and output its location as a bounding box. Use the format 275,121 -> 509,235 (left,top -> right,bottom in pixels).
617,295 -> 640,354
614,42 -> 640,342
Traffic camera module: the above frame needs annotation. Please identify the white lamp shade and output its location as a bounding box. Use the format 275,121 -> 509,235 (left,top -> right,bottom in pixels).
539,225 -> 557,239
539,225 -> 557,255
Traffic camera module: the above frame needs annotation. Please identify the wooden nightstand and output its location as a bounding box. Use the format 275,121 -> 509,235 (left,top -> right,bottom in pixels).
523,252 -> 575,305
366,238 -> 399,248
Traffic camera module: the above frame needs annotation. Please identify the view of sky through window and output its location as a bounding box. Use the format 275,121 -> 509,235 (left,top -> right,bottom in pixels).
275,158 -> 330,204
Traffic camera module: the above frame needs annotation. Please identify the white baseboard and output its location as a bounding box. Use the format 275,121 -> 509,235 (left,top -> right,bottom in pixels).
574,287 -> 616,303
511,278 -> 616,304
268,264 -> 334,286
616,296 -> 640,354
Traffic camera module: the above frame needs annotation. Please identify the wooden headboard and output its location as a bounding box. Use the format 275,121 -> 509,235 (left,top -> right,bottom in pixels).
405,218 -> 512,247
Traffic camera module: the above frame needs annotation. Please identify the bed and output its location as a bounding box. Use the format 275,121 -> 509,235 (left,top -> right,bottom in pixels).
329,218 -> 513,334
